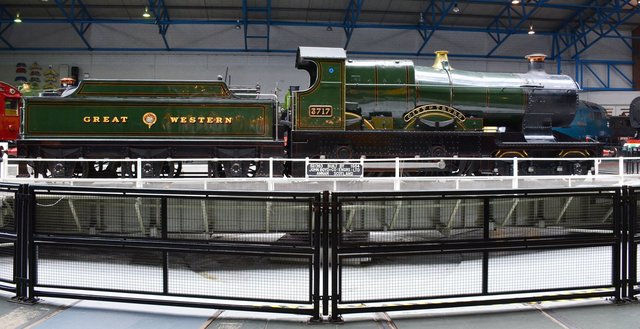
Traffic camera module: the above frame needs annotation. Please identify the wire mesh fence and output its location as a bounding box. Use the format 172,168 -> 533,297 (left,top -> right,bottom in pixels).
28,186 -> 321,317
1,183 -> 639,320
332,188 -> 621,318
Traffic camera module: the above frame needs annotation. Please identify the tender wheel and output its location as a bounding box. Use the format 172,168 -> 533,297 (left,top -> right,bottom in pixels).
137,161 -> 164,178
121,161 -> 137,178
493,150 -> 527,176
161,161 -> 182,177
82,161 -> 118,178
208,161 -> 223,178
223,161 -> 247,177
45,161 -> 77,178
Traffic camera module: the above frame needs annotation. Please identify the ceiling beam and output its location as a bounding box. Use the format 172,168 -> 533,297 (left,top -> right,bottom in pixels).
416,0 -> 456,55
553,0 -> 639,59
343,0 -> 364,49
148,0 -> 170,50
485,0 -> 546,57
53,0 -> 92,50
0,7 -> 15,49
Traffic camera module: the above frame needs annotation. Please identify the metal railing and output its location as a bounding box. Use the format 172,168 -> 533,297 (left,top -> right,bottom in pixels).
1,182 -> 639,321
3,155 -> 640,191
330,187 -> 624,320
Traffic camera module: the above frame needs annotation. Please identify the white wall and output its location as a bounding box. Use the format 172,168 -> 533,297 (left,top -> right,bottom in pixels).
580,91 -> 640,115
0,24 -> 633,100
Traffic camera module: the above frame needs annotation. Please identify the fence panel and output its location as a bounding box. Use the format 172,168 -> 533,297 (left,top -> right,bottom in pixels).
331,188 -> 621,319
0,184 -> 21,293
28,186 -> 322,318
3,183 -> 636,319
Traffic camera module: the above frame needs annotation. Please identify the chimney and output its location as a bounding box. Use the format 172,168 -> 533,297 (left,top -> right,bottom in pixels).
525,53 -> 547,73
432,50 -> 452,70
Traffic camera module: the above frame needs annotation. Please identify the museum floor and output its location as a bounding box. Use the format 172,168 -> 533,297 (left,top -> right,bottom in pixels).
1,290 -> 640,329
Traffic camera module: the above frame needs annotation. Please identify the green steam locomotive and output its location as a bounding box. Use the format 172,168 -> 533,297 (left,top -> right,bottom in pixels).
17,47 -> 599,178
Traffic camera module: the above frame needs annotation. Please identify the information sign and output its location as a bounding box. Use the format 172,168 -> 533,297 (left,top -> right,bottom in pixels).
306,162 -> 363,178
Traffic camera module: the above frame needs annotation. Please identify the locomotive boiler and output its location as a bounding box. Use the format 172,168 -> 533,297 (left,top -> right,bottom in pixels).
16,46 -> 600,178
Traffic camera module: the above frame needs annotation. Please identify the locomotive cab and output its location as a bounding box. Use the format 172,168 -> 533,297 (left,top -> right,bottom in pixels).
293,47 -> 347,130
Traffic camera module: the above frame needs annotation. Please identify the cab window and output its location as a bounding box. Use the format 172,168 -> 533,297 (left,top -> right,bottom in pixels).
4,98 -> 19,116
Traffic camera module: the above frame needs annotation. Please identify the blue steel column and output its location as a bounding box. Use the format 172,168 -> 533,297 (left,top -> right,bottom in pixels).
242,0 -> 271,52
416,0 -> 456,55
148,0 -> 171,50
53,0 -> 93,50
576,59 -> 633,91
343,0 -> 364,49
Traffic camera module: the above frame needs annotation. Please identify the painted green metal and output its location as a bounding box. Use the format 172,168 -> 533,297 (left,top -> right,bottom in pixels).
303,58 -> 530,132
295,59 -> 345,130
21,80 -> 275,140
72,80 -> 232,98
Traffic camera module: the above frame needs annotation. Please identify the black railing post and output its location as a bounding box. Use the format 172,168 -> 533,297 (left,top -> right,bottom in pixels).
13,184 -> 28,300
482,196 -> 490,295
26,185 -> 36,302
321,190 -> 329,318
614,188 -> 623,302
330,193 -> 342,322
161,196 -> 168,295
627,187 -> 638,300
310,192 -> 324,322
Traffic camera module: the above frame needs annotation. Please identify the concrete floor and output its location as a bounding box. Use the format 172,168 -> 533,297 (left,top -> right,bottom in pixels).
1,290 -> 640,329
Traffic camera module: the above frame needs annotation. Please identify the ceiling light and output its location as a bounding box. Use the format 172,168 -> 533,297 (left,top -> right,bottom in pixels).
453,3 -> 460,13
142,7 -> 151,18
13,13 -> 22,23
235,20 -> 242,30
419,12 -> 424,24
512,0 -> 521,4
528,24 -> 535,35
326,26 -> 333,31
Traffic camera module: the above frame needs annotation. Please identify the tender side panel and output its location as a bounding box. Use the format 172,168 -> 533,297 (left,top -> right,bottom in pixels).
22,98 -> 275,140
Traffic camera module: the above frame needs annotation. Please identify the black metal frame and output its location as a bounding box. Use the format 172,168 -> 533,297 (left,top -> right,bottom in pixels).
0,183 -> 21,294
330,187 -> 623,321
23,185 -> 323,320
627,186 -> 639,300
3,183 -> 640,321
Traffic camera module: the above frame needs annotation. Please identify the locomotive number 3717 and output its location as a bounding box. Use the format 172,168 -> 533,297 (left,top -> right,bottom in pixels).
308,105 -> 333,117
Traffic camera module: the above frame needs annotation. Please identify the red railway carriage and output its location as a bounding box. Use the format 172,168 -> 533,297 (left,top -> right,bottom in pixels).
0,82 -> 21,152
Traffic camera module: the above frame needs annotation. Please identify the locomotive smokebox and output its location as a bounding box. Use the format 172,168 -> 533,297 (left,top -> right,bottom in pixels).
525,53 -> 547,73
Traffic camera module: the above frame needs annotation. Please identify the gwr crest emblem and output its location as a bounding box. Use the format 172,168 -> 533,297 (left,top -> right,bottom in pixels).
142,112 -> 157,129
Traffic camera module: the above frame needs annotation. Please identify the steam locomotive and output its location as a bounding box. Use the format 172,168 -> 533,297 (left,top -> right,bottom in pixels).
16,47 -> 608,178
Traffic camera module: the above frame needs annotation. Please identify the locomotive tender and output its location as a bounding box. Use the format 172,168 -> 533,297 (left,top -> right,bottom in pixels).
17,46 -> 600,178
